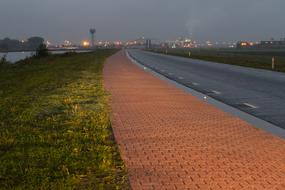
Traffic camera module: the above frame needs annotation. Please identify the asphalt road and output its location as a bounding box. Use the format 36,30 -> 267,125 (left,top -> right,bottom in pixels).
127,49 -> 285,129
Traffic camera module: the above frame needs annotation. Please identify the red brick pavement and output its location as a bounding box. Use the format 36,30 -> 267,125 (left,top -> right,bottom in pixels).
103,51 -> 285,190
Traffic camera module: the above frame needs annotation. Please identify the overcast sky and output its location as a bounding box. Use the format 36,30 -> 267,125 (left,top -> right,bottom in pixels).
0,0 -> 284,44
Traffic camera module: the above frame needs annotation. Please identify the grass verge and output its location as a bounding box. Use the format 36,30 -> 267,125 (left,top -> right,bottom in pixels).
0,50 -> 129,189
151,48 -> 285,72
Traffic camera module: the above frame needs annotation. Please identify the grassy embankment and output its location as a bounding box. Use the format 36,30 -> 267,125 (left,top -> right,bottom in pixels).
0,50 -> 129,189
151,48 -> 285,72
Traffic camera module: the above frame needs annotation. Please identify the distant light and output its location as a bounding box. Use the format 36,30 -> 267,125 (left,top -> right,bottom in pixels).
63,40 -> 73,47
46,41 -> 51,47
82,41 -> 90,47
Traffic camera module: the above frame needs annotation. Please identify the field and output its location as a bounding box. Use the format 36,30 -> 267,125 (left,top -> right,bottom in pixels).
151,48 -> 285,72
0,50 -> 129,189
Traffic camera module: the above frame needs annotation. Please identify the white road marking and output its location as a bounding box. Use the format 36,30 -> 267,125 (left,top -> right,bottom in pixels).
192,82 -> 199,86
243,103 -> 258,109
178,77 -> 184,80
212,90 -> 221,95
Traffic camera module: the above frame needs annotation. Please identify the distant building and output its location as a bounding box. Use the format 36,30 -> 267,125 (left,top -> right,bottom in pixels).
160,42 -> 169,49
236,41 -> 254,49
0,38 -> 22,51
125,37 -> 146,48
259,39 -> 285,49
62,40 -> 73,47
183,38 -> 194,48
146,39 -> 152,49
168,37 -> 195,49
27,37 -> 44,50
237,39 -> 285,49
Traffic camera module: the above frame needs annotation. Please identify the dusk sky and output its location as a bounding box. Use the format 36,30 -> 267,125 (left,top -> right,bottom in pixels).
0,0 -> 285,44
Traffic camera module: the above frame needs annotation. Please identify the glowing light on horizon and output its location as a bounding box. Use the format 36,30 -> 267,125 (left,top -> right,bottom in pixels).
82,40 -> 90,47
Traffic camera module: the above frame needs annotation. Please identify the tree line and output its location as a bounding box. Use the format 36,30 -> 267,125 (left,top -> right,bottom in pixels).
0,37 -> 45,52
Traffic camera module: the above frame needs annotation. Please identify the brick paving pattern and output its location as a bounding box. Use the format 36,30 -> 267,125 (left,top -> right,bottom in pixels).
103,51 -> 285,190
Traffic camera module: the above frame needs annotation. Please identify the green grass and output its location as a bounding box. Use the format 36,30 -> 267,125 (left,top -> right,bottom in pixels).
151,48 -> 285,72
0,50 -> 130,189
